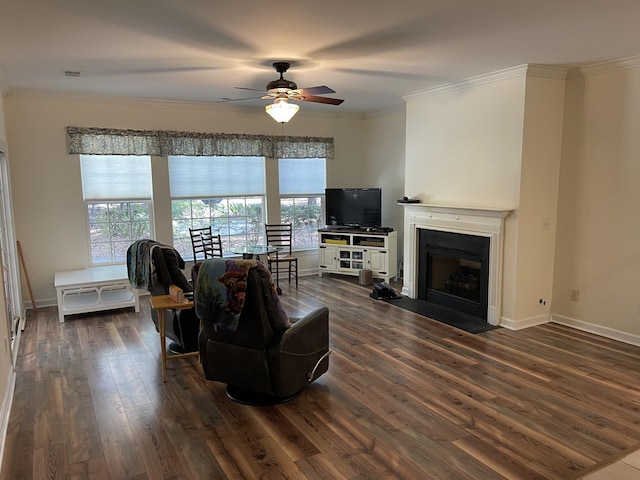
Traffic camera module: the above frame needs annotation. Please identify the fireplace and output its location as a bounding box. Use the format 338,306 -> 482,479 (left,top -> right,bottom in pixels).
418,229 -> 489,320
401,204 -> 511,325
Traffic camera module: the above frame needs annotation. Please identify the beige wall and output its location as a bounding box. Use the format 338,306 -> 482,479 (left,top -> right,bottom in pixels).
404,62 -> 640,341
511,74 -> 565,323
362,108 -> 406,263
4,93 -> 369,306
0,94 -> 6,141
403,67 -> 567,327
553,66 -> 640,339
404,72 -> 526,322
404,75 -> 526,208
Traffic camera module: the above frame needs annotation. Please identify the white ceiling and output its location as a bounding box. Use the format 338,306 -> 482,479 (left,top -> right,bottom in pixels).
1,0 -> 639,114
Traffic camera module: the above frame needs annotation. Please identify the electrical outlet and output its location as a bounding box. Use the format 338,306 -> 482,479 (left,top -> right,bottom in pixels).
542,217 -> 551,230
571,289 -> 580,302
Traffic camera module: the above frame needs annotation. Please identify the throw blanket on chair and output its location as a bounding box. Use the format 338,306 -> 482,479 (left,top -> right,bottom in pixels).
195,258 -> 289,333
126,239 -> 185,291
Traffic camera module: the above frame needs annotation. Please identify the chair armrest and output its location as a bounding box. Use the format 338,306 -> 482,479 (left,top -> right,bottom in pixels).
268,307 -> 330,397
280,307 -> 329,354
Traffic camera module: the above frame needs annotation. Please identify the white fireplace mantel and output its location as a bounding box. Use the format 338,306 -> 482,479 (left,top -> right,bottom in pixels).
400,203 -> 512,326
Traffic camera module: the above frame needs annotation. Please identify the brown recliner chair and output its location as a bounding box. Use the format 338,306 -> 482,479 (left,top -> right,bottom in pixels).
194,258 -> 330,405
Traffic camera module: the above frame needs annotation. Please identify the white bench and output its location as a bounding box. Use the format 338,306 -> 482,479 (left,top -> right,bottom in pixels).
54,265 -> 140,323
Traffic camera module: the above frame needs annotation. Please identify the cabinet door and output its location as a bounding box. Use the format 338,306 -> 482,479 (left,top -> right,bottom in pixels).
367,250 -> 388,273
319,245 -> 338,269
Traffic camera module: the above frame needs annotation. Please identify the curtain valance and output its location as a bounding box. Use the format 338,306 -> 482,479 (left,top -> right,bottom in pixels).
66,127 -> 334,160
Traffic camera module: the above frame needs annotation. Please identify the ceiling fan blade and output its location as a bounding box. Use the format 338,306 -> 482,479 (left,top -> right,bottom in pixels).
296,85 -> 336,95
234,86 -> 266,92
296,94 -> 344,105
216,95 -> 264,103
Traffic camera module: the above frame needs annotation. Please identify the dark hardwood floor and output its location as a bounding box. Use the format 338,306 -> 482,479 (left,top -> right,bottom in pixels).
3,274 -> 640,479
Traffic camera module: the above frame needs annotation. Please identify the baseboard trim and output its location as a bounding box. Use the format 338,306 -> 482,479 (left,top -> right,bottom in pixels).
551,314 -> 640,347
500,314 -> 550,330
0,365 -> 16,469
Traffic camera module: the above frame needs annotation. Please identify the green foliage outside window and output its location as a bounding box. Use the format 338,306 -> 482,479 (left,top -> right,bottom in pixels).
172,197 -> 265,260
280,196 -> 323,248
88,202 -> 151,263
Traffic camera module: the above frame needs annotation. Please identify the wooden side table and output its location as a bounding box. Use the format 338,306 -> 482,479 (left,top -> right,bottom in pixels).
149,294 -> 198,382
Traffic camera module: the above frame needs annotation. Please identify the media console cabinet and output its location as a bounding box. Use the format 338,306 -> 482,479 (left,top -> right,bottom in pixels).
318,228 -> 397,283
54,264 -> 140,323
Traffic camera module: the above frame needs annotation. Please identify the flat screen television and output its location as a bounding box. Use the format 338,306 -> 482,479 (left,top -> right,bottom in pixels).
325,188 -> 382,228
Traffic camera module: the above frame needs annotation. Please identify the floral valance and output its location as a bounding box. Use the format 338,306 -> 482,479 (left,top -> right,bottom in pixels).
66,127 -> 334,160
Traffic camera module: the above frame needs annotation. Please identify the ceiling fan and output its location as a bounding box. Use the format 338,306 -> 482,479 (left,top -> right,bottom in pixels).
220,62 -> 344,123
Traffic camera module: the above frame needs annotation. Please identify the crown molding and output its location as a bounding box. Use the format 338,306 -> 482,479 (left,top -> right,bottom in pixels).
401,64 -> 567,101
580,55 -> 640,76
526,64 -> 568,80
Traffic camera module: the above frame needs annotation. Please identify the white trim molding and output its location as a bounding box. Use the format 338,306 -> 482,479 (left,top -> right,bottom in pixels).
552,314 -> 640,348
580,55 -> 640,77
0,367 -> 16,468
401,204 -> 512,326
401,64 -> 567,101
500,313 -> 550,331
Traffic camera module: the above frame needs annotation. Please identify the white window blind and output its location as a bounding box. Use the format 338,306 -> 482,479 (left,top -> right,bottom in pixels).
279,158 -> 326,195
169,156 -> 265,198
80,155 -> 152,200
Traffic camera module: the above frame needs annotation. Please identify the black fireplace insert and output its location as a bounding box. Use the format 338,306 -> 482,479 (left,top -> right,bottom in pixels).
418,229 -> 489,320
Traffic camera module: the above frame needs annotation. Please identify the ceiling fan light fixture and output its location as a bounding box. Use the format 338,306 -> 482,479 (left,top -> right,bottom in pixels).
265,97 -> 299,123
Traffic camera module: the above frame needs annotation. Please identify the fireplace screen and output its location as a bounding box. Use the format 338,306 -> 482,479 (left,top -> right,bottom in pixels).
429,255 -> 481,303
418,229 -> 489,320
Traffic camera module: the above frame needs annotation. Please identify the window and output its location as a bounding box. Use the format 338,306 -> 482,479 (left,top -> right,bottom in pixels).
279,158 -> 326,248
169,156 -> 265,259
80,155 -> 153,264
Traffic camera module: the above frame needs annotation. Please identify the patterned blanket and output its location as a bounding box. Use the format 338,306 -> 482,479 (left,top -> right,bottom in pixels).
195,258 -> 289,333
126,239 -> 184,291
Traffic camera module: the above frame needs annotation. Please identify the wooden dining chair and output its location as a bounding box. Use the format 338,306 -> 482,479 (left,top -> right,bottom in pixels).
265,223 -> 298,289
189,227 -> 223,261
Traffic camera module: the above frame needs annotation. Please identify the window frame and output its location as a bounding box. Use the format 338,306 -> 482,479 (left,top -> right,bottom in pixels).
168,155 -> 267,260
278,157 -> 327,250
80,155 -> 154,265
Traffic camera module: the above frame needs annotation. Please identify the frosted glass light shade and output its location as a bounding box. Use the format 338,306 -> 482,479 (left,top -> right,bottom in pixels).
265,98 -> 299,123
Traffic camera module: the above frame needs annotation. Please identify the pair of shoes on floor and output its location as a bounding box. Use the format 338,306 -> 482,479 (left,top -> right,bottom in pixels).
169,342 -> 186,355
168,342 -> 199,355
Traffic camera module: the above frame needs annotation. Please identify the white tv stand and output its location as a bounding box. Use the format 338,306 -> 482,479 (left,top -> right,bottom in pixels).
318,228 -> 397,283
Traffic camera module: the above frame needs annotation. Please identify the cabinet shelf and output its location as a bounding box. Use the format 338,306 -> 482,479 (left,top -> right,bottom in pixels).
318,229 -> 397,283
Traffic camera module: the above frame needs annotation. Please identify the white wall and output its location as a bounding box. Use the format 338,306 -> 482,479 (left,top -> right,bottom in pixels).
511,74 -> 565,323
404,72 -> 526,321
404,75 -> 526,209
5,93 -> 368,306
362,108 -> 406,267
553,65 -> 640,339
0,92 -> 16,466
403,66 -> 567,326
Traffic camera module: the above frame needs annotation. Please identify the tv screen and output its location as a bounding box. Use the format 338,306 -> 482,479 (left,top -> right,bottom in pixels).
325,188 -> 382,228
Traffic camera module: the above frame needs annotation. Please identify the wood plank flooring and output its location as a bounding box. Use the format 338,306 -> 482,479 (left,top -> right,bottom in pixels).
3,274 -> 640,479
